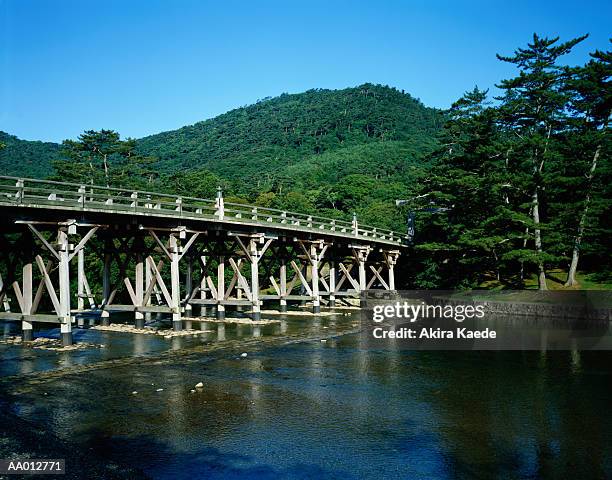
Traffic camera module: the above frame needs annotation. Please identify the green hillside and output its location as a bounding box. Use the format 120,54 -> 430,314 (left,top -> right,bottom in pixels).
135,83 -> 442,192
0,131 -> 59,178
1,84 -> 442,229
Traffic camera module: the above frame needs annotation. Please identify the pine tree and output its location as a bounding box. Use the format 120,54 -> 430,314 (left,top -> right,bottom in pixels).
495,34 -> 588,290
52,130 -> 156,189
417,87 -> 518,287
561,44 -> 611,285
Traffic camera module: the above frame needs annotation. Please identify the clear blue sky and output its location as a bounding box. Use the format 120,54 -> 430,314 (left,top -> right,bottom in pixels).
1,0 -> 610,142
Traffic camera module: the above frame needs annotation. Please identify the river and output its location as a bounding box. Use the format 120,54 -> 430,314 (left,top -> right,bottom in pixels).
0,312 -> 610,479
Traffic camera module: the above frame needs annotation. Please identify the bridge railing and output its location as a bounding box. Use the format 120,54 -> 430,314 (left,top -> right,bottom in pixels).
0,176 -> 408,245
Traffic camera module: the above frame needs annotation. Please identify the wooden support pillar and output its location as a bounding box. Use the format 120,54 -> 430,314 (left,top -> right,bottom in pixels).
169,234 -> 181,331
217,255 -> 225,320
384,250 -> 400,291
234,234 -> 273,321
249,239 -> 261,321
145,255 -> 152,322
184,255 -> 193,329
310,245 -> 321,314
236,285 -> 243,311
22,260 -> 33,341
76,248 -> 85,327
329,260 -> 336,307
101,241 -> 111,326
298,240 -> 327,314
279,259 -> 287,312
199,255 -> 207,317
358,257 -> 366,291
353,245 -> 372,307
134,252 -> 145,329
299,264 -> 307,304
355,247 -> 371,291
58,230 -> 72,346
77,248 -> 85,312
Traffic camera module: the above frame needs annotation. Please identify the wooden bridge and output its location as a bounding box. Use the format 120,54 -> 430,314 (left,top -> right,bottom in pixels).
0,177 -> 407,345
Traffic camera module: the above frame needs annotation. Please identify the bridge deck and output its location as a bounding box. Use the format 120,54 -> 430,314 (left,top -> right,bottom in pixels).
0,177 -> 408,247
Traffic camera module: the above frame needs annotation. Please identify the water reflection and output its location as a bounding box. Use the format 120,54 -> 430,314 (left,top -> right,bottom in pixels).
216,324 -> 225,341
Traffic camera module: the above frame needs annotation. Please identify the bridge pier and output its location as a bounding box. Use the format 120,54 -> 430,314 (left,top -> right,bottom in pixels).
383,250 -> 400,291
169,234 -> 182,331
297,240 -> 328,314
279,259 -> 288,313
184,255 -> 193,329
199,255 -> 208,318
58,229 -> 73,346
134,251 -> 145,329
216,255 -> 226,320
22,254 -> 33,341
354,245 -> 372,307
101,244 -> 112,326
328,259 -> 337,307
247,237 -> 262,321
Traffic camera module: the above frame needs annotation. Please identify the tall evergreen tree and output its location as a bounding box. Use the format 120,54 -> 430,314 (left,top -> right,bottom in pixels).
495,34 -> 588,290
561,44 -> 611,285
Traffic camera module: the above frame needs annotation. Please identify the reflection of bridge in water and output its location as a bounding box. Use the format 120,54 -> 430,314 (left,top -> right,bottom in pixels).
0,177 -> 406,345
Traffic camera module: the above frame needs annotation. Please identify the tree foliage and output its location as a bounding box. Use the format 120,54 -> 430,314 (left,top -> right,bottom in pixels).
409,36 -> 610,289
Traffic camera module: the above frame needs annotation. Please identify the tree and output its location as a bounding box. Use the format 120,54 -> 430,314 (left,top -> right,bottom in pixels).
52,130 -> 156,189
495,34 -> 588,290
416,87 -> 521,287
561,44 -> 611,285
162,168 -> 224,199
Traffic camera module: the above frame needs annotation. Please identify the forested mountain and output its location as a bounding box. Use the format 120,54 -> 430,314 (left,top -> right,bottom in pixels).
2,84 -> 441,197
2,83 -> 443,230
137,84 -> 443,193
136,84 -> 442,178
0,131 -> 59,177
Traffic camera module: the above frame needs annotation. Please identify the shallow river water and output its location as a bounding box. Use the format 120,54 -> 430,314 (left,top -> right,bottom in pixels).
0,312 -> 611,479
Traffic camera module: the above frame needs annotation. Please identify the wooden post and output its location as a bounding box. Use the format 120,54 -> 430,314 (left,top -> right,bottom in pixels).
101,240 -> 111,326
184,255 -> 193,330
77,248 -> 85,312
310,244 -> 321,314
249,238 -> 261,321
58,229 -> 72,346
358,257 -> 366,292
354,246 -> 371,307
215,186 -> 225,220
390,252 -> 398,291
298,240 -> 327,314
169,234 -> 181,331
217,255 -> 225,320
329,259 -> 336,307
134,252 -> 145,328
145,254 -> 152,323
77,248 -> 85,327
200,255 -> 207,318
279,259 -> 287,312
22,259 -> 33,341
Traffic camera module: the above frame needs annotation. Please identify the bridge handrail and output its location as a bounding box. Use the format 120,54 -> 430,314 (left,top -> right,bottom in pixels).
0,176 -> 408,245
